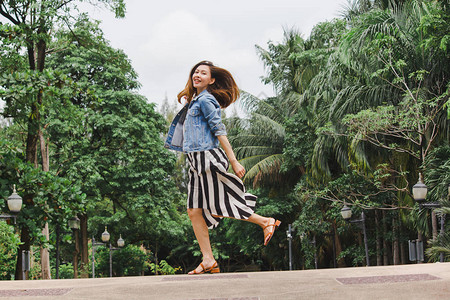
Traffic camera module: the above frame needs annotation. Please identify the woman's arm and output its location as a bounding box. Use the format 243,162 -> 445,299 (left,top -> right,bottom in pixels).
217,135 -> 245,178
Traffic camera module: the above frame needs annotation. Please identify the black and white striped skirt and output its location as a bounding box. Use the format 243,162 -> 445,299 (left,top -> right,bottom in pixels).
186,148 -> 256,229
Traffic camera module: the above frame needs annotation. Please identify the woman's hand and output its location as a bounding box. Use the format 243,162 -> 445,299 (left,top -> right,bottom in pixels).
217,135 -> 245,178
231,160 -> 245,178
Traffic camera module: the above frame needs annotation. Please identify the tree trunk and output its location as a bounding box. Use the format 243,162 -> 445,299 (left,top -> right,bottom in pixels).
155,243 -> 159,275
357,232 -> 363,266
383,210 -> 390,265
73,230 -> 79,278
40,223 -> 51,279
375,210 -> 383,266
16,115 -> 39,278
392,215 -> 400,265
15,225 -> 31,280
399,214 -> 407,264
400,240 -> 407,265
80,214 -> 89,278
431,210 -> 438,240
8,3 -> 51,281
15,31 -> 43,278
39,130 -> 51,279
334,228 -> 345,267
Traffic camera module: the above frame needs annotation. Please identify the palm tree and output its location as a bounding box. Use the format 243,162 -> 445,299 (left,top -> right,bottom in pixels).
308,0 -> 449,178
227,92 -> 289,188
306,0 -> 449,263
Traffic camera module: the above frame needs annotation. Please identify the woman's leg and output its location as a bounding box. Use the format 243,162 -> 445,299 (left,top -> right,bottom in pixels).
187,208 -> 216,273
246,213 -> 270,227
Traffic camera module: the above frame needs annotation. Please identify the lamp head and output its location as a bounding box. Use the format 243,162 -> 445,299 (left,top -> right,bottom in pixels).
412,173 -> 427,203
101,226 -> 110,243
341,205 -> 352,220
68,216 -> 81,230
117,234 -> 125,248
7,185 -> 22,213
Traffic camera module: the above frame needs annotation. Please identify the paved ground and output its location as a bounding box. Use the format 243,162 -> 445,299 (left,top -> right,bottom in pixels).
0,262 -> 448,299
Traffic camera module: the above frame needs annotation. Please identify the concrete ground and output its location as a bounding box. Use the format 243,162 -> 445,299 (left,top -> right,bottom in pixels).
0,262 -> 448,300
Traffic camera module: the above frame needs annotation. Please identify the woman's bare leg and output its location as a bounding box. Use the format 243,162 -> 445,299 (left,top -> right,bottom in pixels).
246,213 -> 270,227
187,208 -> 216,273
246,213 -> 280,245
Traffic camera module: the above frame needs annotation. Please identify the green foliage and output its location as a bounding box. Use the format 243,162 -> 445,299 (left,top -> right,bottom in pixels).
149,260 -> 182,275
424,143 -> 450,204
41,19 -> 187,259
94,244 -> 151,277
53,263 -> 74,280
282,110 -> 316,173
1,1 -> 187,278
1,0 -> 448,274
423,143 -> 450,261
248,0 -> 450,270
337,244 -> 367,267
0,221 -> 21,280
227,93 -> 288,188
418,0 -> 450,53
0,138 -> 85,247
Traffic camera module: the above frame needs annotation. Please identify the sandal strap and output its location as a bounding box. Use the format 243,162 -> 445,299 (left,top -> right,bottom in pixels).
204,261 -> 217,272
189,261 -> 219,275
263,223 -> 277,230
263,219 -> 278,230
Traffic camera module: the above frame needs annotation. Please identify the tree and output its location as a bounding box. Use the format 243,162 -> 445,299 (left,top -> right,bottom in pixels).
0,0 -> 125,279
43,18 -> 188,273
423,143 -> 450,262
306,0 -> 448,265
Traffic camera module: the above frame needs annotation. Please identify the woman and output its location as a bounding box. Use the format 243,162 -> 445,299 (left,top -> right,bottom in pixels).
165,61 -> 281,275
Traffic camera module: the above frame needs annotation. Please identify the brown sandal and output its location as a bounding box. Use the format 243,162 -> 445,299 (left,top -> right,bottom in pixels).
188,261 -> 220,275
264,218 -> 281,246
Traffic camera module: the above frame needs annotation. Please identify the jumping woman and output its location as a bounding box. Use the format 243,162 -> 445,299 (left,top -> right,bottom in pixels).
165,60 -> 281,275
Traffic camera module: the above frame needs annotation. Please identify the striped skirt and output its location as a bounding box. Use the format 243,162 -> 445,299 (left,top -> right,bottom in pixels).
186,148 -> 256,229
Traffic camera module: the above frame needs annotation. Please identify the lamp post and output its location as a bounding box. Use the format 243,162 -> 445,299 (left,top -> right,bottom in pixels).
412,174 -> 446,263
286,224 -> 293,271
55,216 -> 81,279
92,227 -> 124,278
341,205 -> 370,266
1,185 -> 23,224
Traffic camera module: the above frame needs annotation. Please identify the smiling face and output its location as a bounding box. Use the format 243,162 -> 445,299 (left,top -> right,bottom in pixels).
192,64 -> 215,94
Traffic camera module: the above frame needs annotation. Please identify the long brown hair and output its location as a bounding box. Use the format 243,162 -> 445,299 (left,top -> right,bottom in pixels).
177,61 -> 240,108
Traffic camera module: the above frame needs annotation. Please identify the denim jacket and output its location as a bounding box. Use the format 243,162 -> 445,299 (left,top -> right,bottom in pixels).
164,90 -> 227,153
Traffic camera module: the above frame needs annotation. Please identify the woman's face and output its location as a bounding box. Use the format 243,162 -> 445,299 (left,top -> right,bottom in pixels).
192,64 -> 215,93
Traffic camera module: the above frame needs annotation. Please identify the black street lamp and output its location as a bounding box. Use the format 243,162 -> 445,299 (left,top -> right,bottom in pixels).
340,205 -> 370,266
286,224 -> 293,271
412,174 -> 446,263
92,226 -> 124,278
1,185 -> 23,224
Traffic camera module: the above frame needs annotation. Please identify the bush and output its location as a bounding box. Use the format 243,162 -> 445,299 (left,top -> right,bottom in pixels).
149,260 -> 182,275
51,263 -> 74,279
0,221 -> 21,280
94,244 -> 151,277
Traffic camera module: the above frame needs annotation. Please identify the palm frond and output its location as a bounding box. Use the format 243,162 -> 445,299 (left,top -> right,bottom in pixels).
242,154 -> 284,188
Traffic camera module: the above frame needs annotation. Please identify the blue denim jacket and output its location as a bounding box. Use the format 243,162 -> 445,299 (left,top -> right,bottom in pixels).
164,90 -> 227,153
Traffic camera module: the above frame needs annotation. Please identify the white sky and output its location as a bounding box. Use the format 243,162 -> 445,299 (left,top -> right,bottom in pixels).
85,0 -> 350,113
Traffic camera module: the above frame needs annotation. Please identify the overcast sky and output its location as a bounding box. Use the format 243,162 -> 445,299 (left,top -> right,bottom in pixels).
84,0 -> 350,112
